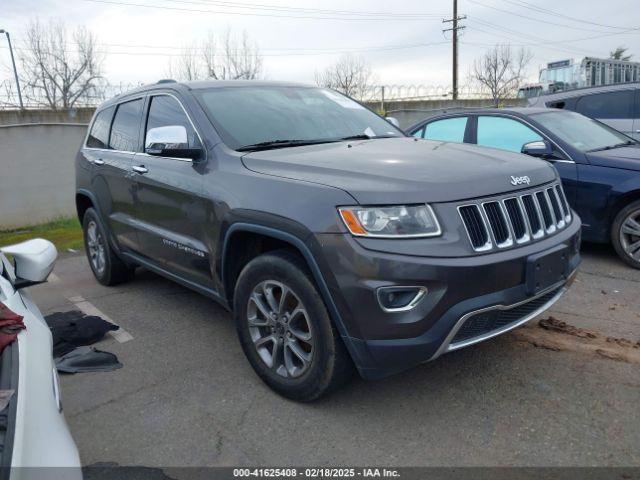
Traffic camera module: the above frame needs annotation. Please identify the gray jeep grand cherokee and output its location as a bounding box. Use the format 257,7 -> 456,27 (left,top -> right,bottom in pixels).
76,80 -> 581,401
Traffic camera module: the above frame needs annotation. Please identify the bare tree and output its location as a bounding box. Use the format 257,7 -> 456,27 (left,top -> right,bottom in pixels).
610,46 -> 632,61
471,44 -> 533,105
167,28 -> 263,81
314,54 -> 374,100
19,20 -> 105,109
166,43 -> 201,81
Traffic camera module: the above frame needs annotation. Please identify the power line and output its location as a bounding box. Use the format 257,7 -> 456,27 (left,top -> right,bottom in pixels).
467,0 -> 632,33
498,0 -> 639,31
82,0 -> 445,21
1,40 -> 450,58
148,0 -> 447,18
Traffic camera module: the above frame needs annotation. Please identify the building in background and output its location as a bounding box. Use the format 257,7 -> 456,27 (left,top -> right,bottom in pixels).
518,57 -> 640,98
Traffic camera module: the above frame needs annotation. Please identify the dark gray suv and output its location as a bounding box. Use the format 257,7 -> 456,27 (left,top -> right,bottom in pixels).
75,80 -> 581,401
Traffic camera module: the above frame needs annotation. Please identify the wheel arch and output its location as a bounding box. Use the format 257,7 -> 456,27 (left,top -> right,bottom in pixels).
220,221 -> 364,366
608,188 -> 640,234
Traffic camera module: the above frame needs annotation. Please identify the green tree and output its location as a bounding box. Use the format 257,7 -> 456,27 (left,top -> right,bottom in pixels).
610,46 -> 632,61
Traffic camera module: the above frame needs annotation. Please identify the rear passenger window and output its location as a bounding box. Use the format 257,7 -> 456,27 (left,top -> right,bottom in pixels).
109,99 -> 143,152
86,107 -> 114,149
477,116 -> 543,153
576,91 -> 634,119
424,117 -> 467,143
146,95 -> 201,148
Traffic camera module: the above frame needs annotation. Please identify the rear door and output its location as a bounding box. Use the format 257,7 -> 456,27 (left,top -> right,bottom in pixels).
575,90 -> 635,137
85,99 -> 144,252
132,93 -> 212,287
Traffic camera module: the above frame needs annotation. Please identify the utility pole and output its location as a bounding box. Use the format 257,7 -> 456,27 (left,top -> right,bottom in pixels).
443,0 -> 466,100
0,29 -> 24,109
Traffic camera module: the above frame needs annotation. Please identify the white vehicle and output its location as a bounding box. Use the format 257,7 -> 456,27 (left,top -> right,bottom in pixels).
0,239 -> 81,479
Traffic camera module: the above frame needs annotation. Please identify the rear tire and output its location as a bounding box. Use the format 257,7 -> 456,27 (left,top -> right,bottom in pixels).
82,207 -> 135,285
611,200 -> 640,269
233,250 -> 353,401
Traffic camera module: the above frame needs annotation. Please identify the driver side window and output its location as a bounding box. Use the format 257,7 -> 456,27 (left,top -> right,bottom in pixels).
146,95 -> 201,149
477,116 -> 543,153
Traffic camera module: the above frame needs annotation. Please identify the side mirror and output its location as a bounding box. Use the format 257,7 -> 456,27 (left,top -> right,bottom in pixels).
145,125 -> 202,160
522,140 -> 553,158
1,239 -> 57,289
386,116 -> 400,128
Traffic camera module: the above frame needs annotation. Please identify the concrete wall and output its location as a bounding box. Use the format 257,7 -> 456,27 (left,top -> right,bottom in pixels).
364,98 -> 527,129
0,123 -> 88,228
0,108 -> 95,126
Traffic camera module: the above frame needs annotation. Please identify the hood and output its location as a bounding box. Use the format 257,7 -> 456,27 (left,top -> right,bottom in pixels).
241,138 -> 557,204
586,146 -> 640,171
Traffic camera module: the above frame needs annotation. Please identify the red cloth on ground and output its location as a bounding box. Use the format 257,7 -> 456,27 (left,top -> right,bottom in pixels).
0,303 -> 26,355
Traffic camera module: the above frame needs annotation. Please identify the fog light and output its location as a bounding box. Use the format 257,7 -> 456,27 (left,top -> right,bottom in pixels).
377,286 -> 427,312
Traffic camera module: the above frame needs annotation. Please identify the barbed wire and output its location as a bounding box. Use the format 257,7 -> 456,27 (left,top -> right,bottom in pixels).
0,81 -> 494,110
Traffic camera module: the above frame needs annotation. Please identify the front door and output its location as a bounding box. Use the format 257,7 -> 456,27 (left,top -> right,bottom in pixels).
474,115 -> 579,206
132,94 -> 212,288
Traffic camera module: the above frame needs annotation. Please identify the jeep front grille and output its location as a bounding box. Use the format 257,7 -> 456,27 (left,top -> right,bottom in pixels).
458,183 -> 571,252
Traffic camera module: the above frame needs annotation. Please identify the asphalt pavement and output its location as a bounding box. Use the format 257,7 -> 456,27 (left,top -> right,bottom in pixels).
29,244 -> 640,468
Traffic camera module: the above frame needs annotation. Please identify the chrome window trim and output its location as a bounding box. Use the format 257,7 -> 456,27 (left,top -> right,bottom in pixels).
83,92 -> 205,164
142,92 -> 206,164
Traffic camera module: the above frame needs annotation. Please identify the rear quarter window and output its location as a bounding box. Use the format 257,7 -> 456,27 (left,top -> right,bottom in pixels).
86,106 -> 115,149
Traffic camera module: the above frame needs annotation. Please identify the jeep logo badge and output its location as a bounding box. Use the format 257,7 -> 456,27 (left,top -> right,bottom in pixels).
510,175 -> 531,186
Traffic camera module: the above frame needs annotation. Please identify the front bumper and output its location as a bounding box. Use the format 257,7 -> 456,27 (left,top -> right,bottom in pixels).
314,216 -> 581,380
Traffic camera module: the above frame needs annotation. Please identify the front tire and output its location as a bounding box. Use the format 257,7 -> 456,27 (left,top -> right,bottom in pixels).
233,250 -> 353,401
82,208 -> 135,285
612,200 -> 640,269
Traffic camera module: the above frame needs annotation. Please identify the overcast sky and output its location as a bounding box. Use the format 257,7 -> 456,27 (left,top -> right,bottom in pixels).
1,0 -> 639,91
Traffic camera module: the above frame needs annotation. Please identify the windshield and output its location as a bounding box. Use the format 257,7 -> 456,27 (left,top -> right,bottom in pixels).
195,85 -> 403,150
530,110 -> 635,152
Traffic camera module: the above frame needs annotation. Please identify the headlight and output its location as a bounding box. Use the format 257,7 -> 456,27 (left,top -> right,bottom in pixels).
338,205 -> 442,238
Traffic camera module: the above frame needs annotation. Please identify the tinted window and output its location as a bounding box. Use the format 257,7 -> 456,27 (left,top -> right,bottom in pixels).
146,95 -> 201,148
86,106 -> 114,149
531,110 -> 633,152
195,86 -> 403,150
477,116 -> 543,153
109,99 -> 143,152
424,117 -> 467,143
576,90 -> 634,119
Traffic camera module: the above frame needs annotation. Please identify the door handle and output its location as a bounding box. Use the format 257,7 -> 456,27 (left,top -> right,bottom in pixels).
93,158 -> 105,165
132,165 -> 148,174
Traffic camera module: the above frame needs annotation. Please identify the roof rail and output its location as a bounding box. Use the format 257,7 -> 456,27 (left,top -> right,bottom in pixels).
157,79 -> 177,84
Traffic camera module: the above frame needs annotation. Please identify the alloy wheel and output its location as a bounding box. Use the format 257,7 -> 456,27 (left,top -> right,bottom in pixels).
620,208 -> 640,262
86,220 -> 106,275
247,280 -> 314,378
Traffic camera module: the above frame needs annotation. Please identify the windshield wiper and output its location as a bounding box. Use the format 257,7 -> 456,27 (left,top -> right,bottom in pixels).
587,140 -> 638,152
236,139 -> 336,152
338,134 -> 399,141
